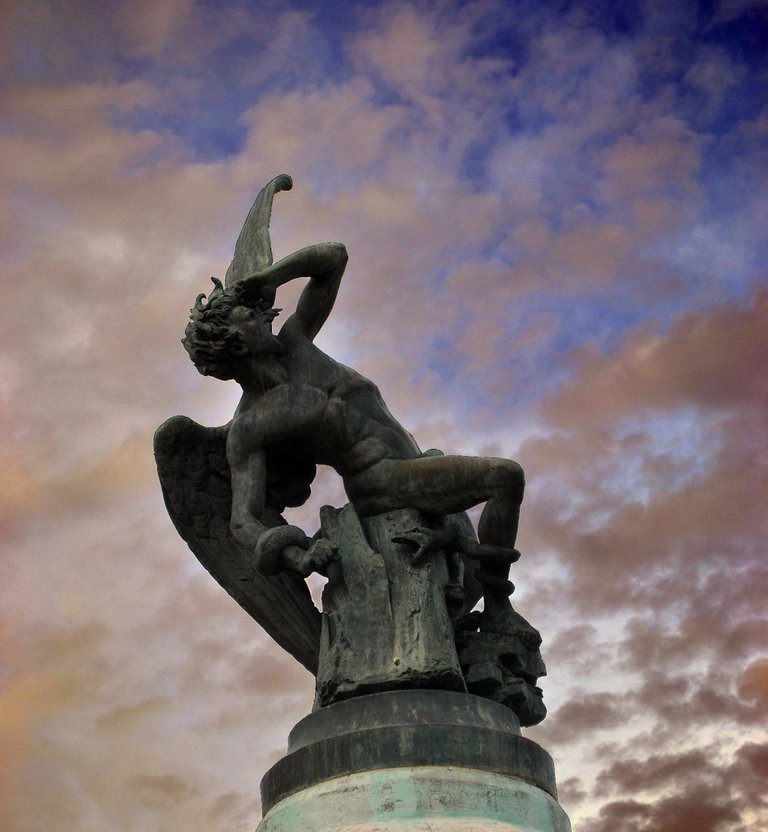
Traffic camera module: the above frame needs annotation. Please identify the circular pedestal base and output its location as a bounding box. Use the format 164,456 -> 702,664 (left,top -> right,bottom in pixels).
257,766 -> 571,832
257,691 -> 570,832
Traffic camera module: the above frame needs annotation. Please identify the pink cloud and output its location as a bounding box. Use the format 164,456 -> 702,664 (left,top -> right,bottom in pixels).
738,657 -> 768,708
114,0 -> 192,57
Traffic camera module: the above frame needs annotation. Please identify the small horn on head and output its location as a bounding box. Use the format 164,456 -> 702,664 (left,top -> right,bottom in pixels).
224,173 -> 293,289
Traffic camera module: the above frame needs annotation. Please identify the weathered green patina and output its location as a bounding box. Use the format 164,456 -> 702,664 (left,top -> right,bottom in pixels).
258,767 -> 571,832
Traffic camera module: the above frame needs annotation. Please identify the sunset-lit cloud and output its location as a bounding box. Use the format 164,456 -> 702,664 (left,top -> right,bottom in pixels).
2,2 -> 767,831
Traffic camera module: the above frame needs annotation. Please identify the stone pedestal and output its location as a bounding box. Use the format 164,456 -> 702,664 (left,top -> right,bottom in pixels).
256,690 -> 570,832
315,505 -> 465,708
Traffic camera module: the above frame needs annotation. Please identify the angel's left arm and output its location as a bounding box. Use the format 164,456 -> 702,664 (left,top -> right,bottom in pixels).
239,242 -> 348,341
228,433 -> 327,577
229,444 -> 269,552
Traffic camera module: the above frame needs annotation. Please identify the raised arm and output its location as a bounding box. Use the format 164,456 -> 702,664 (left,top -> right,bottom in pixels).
238,242 -> 348,341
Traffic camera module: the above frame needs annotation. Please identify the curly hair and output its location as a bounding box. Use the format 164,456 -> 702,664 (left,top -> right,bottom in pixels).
182,278 -> 247,380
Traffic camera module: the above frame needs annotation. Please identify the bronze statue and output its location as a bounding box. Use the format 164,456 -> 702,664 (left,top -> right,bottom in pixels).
155,175 -> 546,723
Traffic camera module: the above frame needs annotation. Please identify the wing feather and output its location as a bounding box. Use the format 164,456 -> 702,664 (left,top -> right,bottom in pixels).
224,173 -> 293,288
154,415 -> 320,674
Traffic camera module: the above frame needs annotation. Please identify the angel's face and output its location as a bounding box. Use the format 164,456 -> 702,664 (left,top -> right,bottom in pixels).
228,305 -> 282,356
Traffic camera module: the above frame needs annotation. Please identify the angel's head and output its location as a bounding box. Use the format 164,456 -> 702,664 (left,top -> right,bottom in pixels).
182,279 -> 244,380
183,278 -> 281,381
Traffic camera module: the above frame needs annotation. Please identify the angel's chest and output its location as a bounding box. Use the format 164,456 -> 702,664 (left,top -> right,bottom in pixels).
251,384 -> 330,442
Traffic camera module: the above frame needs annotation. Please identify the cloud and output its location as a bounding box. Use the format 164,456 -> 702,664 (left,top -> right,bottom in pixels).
594,748 -> 715,796
589,791 -> 742,832
534,693 -> 626,746
114,0 -> 192,56
518,289 -> 768,621
709,0 -> 768,28
737,657 -> 768,708
129,772 -> 198,807
96,696 -> 171,731
542,287 -> 768,423
587,739 -> 768,832
2,3 -> 766,831
515,286 -> 767,828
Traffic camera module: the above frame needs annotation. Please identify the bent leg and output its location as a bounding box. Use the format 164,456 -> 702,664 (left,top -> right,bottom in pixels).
346,454 -> 526,633
346,454 -> 524,550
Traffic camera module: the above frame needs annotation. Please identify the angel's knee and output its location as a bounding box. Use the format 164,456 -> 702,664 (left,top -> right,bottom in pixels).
488,459 -> 525,502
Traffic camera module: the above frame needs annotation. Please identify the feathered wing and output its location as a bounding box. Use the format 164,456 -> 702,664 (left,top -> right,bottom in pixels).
153,415 -> 321,674
224,173 -> 293,288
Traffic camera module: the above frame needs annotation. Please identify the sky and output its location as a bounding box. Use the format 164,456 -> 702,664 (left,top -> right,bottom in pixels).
1,0 -> 767,830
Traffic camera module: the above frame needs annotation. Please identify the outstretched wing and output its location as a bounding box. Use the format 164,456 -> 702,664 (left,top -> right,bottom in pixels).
153,415 -> 321,674
224,173 -> 293,288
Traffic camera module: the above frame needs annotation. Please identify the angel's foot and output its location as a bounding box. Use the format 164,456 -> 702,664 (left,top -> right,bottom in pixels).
392,525 -> 458,564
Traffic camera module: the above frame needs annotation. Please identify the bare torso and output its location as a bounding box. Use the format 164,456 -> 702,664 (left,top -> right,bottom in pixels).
231,330 -> 422,484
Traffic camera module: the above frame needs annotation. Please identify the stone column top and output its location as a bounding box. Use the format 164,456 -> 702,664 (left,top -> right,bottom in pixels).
289,689 -> 522,752
262,689 -> 557,814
